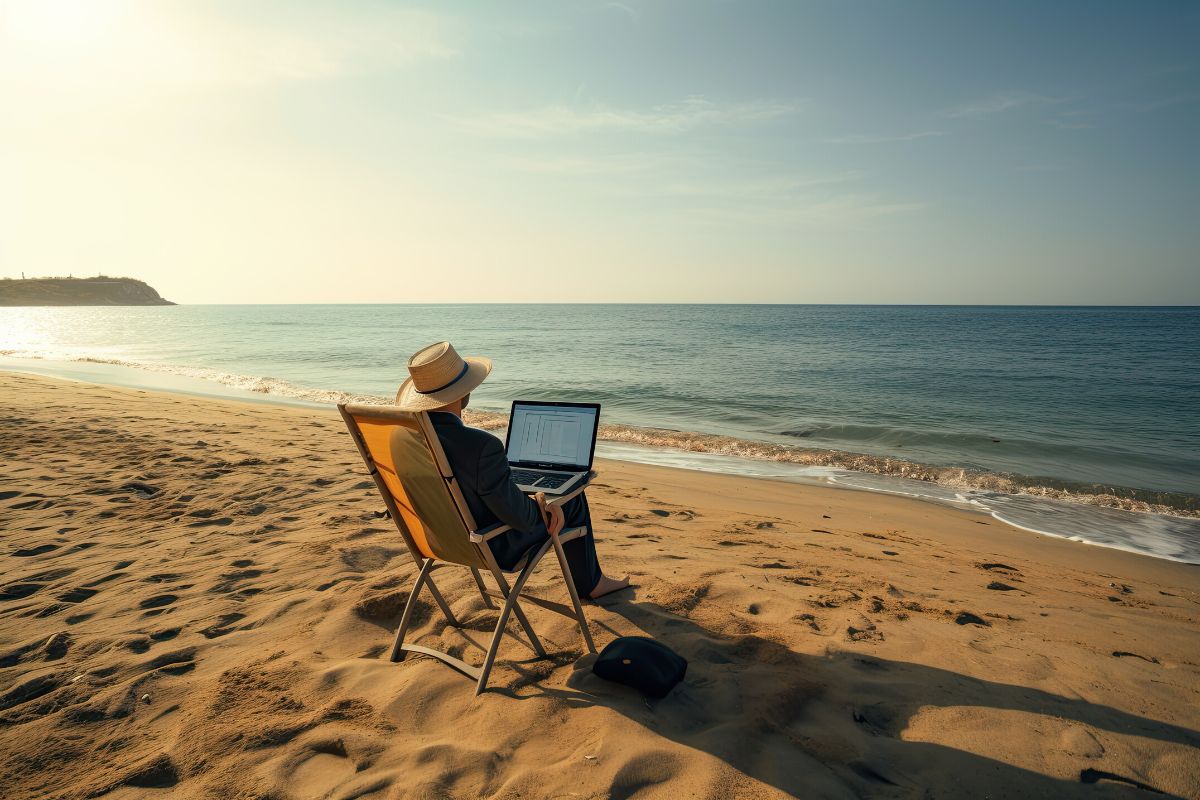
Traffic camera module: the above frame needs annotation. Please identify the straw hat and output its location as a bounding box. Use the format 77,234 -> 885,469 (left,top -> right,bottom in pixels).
395,341 -> 492,411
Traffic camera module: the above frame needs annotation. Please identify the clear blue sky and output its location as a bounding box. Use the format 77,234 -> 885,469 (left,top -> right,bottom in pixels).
3,0 -> 1197,303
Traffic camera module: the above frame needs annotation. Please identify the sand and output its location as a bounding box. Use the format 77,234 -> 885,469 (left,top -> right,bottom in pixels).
1,371 -> 1197,800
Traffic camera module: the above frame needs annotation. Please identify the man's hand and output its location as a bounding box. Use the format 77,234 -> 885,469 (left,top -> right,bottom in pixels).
546,502 -> 565,536
534,492 -> 566,536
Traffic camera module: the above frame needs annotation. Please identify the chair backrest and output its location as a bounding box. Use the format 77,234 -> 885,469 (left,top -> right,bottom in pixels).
339,403 -> 486,568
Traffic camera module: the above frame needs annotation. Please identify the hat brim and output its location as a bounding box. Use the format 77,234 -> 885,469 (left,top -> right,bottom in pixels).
395,356 -> 492,411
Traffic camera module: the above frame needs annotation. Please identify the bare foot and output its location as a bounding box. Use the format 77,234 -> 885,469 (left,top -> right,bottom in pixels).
589,574 -> 631,599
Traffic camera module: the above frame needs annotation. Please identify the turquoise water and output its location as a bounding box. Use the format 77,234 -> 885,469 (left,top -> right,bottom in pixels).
3,304 -> 1198,562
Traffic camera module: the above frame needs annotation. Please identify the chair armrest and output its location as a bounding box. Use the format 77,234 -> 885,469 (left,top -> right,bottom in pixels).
469,522 -> 513,543
552,526 -> 586,544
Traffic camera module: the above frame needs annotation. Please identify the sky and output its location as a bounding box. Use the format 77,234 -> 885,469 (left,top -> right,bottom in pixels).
1,0 -> 1197,304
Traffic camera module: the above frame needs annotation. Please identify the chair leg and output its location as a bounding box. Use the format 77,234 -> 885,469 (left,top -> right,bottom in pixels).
424,577 -> 460,628
391,558 -> 434,662
550,532 -> 597,654
476,554 -> 544,696
470,567 -> 495,609
489,561 -> 548,658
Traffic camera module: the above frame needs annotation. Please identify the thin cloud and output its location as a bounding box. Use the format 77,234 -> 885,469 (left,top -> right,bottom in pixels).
605,2 -> 640,23
1,2 -> 458,94
820,130 -> 946,145
451,95 -> 799,139
653,172 -> 864,199
683,193 -> 926,227
495,153 -> 679,175
946,91 -> 1060,118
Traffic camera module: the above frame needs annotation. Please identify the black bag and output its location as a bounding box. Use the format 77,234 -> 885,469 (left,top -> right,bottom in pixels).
591,636 -> 687,698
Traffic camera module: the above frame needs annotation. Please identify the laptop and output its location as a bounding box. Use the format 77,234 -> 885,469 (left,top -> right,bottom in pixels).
505,400 -> 600,496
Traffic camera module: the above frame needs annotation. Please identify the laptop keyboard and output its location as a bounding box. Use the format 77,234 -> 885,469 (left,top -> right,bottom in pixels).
511,469 -> 572,489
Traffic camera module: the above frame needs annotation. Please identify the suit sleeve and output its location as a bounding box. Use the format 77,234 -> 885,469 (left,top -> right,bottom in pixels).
475,434 -> 544,534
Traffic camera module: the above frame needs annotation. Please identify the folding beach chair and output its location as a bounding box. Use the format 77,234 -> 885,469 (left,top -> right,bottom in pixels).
338,403 -> 597,695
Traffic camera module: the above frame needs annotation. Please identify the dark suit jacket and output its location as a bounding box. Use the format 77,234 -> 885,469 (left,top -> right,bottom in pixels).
428,411 -> 548,569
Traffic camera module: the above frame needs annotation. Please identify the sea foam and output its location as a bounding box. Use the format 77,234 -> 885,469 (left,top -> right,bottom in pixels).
4,349 -> 1198,527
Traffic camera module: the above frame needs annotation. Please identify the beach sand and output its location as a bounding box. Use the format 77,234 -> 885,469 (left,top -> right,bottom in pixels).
1,371 -> 1197,799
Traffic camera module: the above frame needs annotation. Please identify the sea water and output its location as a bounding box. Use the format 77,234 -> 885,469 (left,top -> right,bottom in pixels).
3,304 -> 1197,563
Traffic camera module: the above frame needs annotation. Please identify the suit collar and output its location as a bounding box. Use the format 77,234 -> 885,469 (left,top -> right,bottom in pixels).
428,411 -> 464,427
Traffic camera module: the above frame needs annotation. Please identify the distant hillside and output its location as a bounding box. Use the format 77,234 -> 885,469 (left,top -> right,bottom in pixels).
0,276 -> 175,306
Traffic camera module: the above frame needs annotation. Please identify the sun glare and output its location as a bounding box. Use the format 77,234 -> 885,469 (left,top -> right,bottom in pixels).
1,0 -> 127,46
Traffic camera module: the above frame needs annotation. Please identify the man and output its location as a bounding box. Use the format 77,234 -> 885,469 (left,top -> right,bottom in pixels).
396,341 -> 629,599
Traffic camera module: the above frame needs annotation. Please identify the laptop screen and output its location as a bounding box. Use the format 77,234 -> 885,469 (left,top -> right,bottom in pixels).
506,401 -> 600,470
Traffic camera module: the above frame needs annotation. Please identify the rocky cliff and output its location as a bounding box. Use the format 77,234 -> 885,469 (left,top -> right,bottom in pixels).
0,277 -> 175,306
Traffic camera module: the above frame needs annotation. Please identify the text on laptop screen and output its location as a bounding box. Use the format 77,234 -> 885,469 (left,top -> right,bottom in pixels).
507,404 -> 598,468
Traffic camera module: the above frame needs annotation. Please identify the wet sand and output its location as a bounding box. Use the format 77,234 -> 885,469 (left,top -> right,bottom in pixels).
1,371 -> 1197,799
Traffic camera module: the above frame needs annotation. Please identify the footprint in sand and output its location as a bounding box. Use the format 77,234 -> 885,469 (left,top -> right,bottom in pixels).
11,498 -> 55,510
145,648 -> 196,676
26,568 -> 75,583
847,623 -> 883,642
795,613 -> 821,631
121,482 -> 162,499
188,516 -> 233,528
200,612 -> 247,639
125,637 -> 152,654
55,587 -> 99,604
977,562 -> 1021,575
608,751 -> 681,800
315,576 -> 362,592
288,740 -> 357,798
1,583 -> 45,601
139,594 -> 178,610
12,544 -> 59,557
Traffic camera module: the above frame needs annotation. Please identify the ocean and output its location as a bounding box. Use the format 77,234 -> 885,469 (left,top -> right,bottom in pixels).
3,304 -> 1198,563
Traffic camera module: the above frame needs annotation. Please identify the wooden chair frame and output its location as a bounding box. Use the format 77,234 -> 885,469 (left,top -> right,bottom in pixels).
338,403 -> 597,695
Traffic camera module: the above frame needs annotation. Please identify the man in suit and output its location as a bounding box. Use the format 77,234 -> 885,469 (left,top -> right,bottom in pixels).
396,341 -> 629,599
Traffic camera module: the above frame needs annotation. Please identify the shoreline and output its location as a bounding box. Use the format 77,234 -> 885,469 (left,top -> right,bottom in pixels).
4,351 -> 1196,515
1,371 -> 1197,798
4,360 -> 1199,565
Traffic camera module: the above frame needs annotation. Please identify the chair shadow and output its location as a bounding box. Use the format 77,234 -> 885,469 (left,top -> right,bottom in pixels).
489,591 -> 1196,799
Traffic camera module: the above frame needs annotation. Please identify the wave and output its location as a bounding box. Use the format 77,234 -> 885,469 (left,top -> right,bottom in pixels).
5,349 -> 1198,519
0,351 -> 396,408
564,420 -> 1199,518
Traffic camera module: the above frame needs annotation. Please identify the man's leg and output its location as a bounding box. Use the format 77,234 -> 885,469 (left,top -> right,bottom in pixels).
559,494 -> 601,596
559,494 -> 629,599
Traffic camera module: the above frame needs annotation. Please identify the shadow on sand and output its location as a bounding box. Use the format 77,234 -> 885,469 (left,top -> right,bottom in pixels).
489,591 -> 1196,799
